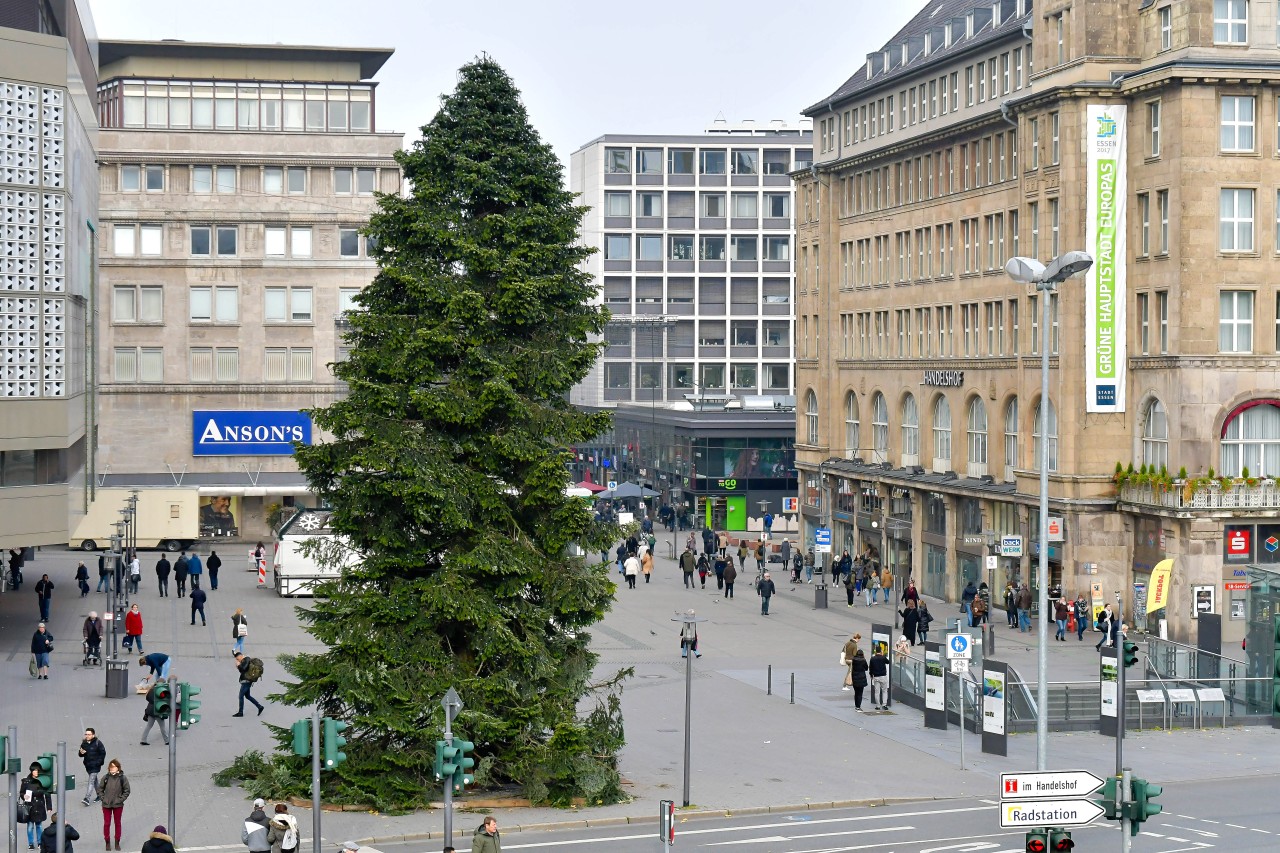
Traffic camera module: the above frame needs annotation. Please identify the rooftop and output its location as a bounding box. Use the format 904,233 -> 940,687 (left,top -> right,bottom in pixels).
98,39 -> 393,79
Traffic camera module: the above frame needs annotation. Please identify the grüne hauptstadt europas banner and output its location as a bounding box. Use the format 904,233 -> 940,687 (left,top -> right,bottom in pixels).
1084,104 -> 1127,413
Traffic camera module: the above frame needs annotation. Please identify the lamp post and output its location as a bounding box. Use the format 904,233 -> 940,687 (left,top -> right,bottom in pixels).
1004,251 -> 1094,773
671,609 -> 707,807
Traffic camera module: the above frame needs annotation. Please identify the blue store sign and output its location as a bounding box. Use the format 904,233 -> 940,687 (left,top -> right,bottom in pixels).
192,410 -> 312,456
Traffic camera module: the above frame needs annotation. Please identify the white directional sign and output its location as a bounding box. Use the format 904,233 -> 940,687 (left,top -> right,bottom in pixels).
946,633 -> 971,659
1000,770 -> 1105,801
814,527 -> 833,554
999,799 -> 1106,828
950,658 -> 969,674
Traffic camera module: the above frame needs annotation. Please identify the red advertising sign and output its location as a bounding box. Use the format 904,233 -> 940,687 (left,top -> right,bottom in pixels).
1224,526 -> 1253,562
1225,582 -> 1250,591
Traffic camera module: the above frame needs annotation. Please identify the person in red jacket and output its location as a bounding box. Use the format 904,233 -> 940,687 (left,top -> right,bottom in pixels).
124,604 -> 144,652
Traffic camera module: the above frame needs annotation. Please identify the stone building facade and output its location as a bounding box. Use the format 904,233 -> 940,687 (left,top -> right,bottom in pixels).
795,0 -> 1280,644
95,40 -> 400,543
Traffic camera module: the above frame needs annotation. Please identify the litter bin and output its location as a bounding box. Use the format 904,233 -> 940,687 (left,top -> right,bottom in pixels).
105,658 -> 130,699
814,582 -> 828,609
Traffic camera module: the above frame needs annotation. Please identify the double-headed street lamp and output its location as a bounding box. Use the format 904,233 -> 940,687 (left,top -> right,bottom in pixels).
1004,251 -> 1094,773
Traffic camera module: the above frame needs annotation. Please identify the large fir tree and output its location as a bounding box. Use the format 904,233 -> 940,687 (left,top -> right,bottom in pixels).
258,58 -> 623,808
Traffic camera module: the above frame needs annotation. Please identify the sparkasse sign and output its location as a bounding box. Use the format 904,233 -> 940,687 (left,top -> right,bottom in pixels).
192,410 -> 312,456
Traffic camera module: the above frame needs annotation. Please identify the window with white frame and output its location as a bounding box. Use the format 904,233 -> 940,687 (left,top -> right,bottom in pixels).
932,395 -> 952,469
264,286 -> 313,323
967,397 -> 988,468
112,285 -> 163,323
1003,397 -> 1019,478
902,394 -> 919,462
805,390 -> 819,445
637,234 -> 662,261
1137,292 -> 1150,354
1157,290 -> 1169,353
1138,193 -> 1150,256
1220,96 -> 1255,151
1142,399 -> 1169,471
1214,0 -> 1248,44
1219,290 -> 1254,352
1050,198 -> 1060,256
604,235 -> 630,260
638,192 -> 662,217
113,347 -> 163,383
120,164 -> 164,192
290,227 -> 312,258
605,148 -> 630,174
189,286 -> 238,323
113,224 -> 162,257
1148,101 -> 1161,156
1157,189 -> 1170,253
1220,188 -> 1255,252
1029,117 -> 1039,168
189,225 -> 237,257
605,191 -> 630,217
263,347 -> 313,383
263,166 -> 284,193
1221,403 -> 1280,477
845,393 -> 860,457
113,224 -> 135,256
1160,6 -> 1172,50
1032,398 -> 1059,472
730,236 -> 758,261
287,167 -> 306,194
339,228 -> 362,257
872,392 -> 889,462
189,347 -> 239,383
1050,112 -> 1060,164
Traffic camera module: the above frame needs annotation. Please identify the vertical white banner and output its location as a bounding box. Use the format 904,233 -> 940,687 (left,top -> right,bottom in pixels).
1084,104 -> 1128,413
983,667 -> 1006,735
925,648 -> 944,711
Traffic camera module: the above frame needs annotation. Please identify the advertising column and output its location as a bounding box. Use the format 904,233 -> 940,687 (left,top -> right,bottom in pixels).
1084,104 -> 1128,414
981,659 -> 1008,756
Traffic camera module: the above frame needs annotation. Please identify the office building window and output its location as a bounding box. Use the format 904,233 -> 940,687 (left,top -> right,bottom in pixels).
637,234 -> 662,261
1159,6 -> 1172,50
606,148 -> 630,174
263,166 -> 283,193
1157,190 -> 1170,254
605,192 -> 630,217
902,394 -> 919,461
113,347 -> 163,383
732,192 -> 757,218
1214,0 -> 1248,44
264,286 -> 313,323
845,393 -> 860,457
730,236 -> 757,261
1049,198 -> 1060,256
1220,188 -> 1255,252
1137,193 -> 1150,256
189,347 -> 239,383
1219,290 -> 1254,352
872,392 -> 889,462
1029,117 -> 1039,168
339,228 -> 362,257
1137,292 -> 1150,354
700,149 -> 727,175
1148,101 -> 1161,156
112,285 -> 163,323
1157,290 -> 1169,353
604,234 -> 630,260
604,363 -> 629,389
1221,96 -> 1255,151
189,286 -> 238,323
732,150 -> 758,175
264,347 -> 313,383
805,390 -> 819,445
1050,112 -> 1060,165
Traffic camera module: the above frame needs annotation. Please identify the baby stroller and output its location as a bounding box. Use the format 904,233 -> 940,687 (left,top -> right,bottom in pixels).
83,632 -> 102,667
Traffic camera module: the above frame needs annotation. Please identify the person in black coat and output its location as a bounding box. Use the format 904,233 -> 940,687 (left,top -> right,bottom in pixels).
75,563 -> 90,597
39,814 -> 78,853
173,554 -> 189,598
141,826 -> 176,853
77,728 -> 106,806
206,550 -> 222,590
155,555 -> 171,597
19,763 -> 50,849
190,586 -> 208,626
849,648 -> 870,711
30,623 -> 54,679
899,600 -> 921,645
701,526 -> 715,555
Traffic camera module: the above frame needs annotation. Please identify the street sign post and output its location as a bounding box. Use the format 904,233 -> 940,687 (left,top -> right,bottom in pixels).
999,799 -> 1106,828
946,633 -> 972,659
1001,771 -> 1105,800
814,527 -> 832,553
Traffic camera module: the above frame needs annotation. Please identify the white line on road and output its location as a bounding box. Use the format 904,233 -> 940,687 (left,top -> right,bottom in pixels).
1225,824 -> 1246,829
1162,824 -> 1218,838
1153,845 -> 1213,853
704,826 -> 913,845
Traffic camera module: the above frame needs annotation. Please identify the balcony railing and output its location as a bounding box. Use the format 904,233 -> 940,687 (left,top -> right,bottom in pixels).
1118,479 -> 1280,511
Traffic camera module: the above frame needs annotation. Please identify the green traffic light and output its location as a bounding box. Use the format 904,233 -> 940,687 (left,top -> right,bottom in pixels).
322,718 -> 348,768
439,741 -> 460,778
291,720 -> 311,757
178,682 -> 202,728
1097,776 -> 1120,820
1123,640 -> 1139,668
34,752 -> 55,793
1129,777 -> 1163,828
433,740 -> 448,781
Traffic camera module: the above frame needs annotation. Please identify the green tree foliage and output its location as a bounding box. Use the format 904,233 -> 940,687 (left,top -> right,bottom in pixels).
239,57 -> 626,810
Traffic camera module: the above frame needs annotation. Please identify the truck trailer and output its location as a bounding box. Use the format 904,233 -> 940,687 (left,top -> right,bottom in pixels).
69,488 -> 199,552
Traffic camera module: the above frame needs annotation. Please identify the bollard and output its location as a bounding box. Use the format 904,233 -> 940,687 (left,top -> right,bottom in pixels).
790,672 -> 795,705
767,664 -> 772,695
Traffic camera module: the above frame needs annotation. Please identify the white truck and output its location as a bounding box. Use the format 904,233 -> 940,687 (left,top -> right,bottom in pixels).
69,488 -> 200,552
272,507 -> 359,596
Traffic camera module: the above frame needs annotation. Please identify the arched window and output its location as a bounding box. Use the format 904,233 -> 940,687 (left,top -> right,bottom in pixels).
872,392 -> 889,462
1003,398 -> 1019,480
1142,399 -> 1168,472
902,393 -> 919,463
1033,398 -> 1058,473
1221,402 -> 1280,477
968,397 -> 988,470
933,396 -> 952,470
845,392 -> 860,458
805,390 -> 819,445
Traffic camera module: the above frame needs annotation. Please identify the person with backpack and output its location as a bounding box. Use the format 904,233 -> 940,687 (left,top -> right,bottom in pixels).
679,547 -> 697,589
266,804 -> 299,853
754,540 -> 766,572
75,562 -> 90,597
695,553 -> 709,589
233,651 -> 265,716
1074,593 -> 1090,641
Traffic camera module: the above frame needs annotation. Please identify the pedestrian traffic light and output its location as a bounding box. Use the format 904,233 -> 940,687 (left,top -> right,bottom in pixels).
290,719 -> 311,757
450,739 -> 475,790
322,718 -> 348,768
34,752 -> 55,792
178,682 -> 201,728
1097,775 -> 1120,820
1049,828 -> 1074,850
1123,639 -> 1139,668
152,682 -> 172,717
1024,828 -> 1048,853
1128,777 -> 1163,828
433,740 -> 448,780
436,739 -> 460,781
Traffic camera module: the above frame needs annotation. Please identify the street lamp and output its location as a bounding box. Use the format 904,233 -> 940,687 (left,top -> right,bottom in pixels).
1004,251 -> 1094,773
671,608 -> 707,807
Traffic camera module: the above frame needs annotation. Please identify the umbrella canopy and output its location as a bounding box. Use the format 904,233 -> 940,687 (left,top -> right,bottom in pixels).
574,479 -> 607,493
602,481 -> 659,499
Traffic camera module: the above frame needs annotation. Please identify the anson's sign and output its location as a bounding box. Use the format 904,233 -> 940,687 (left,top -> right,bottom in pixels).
192,410 -> 313,457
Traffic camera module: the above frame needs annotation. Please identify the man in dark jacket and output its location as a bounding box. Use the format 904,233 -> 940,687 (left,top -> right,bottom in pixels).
701,526 -> 715,555
39,813 -> 78,853
190,586 -> 208,626
173,553 -> 189,598
31,622 -> 54,679
141,826 -> 176,853
77,728 -> 106,806
96,554 -> 110,593
722,559 -> 737,599
35,574 -> 53,621
75,562 -> 90,597
961,580 -> 978,622
869,645 -> 890,710
756,572 -> 776,615
155,555 -> 171,597
207,550 -> 222,590
679,547 -> 697,589
1017,583 -> 1033,633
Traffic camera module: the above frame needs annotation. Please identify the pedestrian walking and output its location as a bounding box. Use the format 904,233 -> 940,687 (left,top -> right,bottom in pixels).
917,600 -> 934,644
241,799 -> 270,853
123,604 -> 143,653
19,761 -> 51,850
1074,594 -> 1090,641
140,685 -> 170,746
753,540 -> 766,572
138,652 -> 170,684
780,538 -> 791,567
791,549 -> 802,583
187,551 -> 203,589
470,816 -> 501,853
266,804 -> 298,853
865,569 -> 881,606
713,554 -> 725,589
233,651 -> 265,716
850,649 -> 869,711
736,540 -> 748,568
717,531 -> 728,557
696,553 -> 709,588
77,728 -> 106,806
190,586 -> 208,626
970,591 -> 988,627
1017,583 -> 1033,632
640,549 -> 653,584
232,608 -> 249,654
880,565 -> 893,603
31,622 -> 53,679
901,578 -> 920,606
804,548 -> 815,583
155,555 -> 170,597
39,813 -> 78,853
141,826 -> 175,853
75,562 -> 90,597
722,557 -> 737,599
762,511 -> 773,541
701,526 -> 715,556
207,550 -> 222,590
82,612 -> 103,665
756,572 -> 776,615
679,548 -> 696,589
622,553 -> 639,590
96,760 -> 129,850
35,574 -> 54,622
899,599 -> 920,645
1054,597 -> 1070,641
833,550 -> 847,587
843,571 -> 856,607
1004,582 -> 1018,627
839,633 -> 861,691
127,553 -> 141,596
869,644 -> 890,709
961,580 -> 977,622
96,555 -> 110,594
173,553 -> 189,598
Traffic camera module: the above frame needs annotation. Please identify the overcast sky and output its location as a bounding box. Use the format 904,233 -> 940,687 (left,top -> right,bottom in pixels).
90,0 -> 909,166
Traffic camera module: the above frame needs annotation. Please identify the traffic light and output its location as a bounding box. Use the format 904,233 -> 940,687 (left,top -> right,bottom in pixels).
152,682 -> 172,717
433,740 -> 448,780
178,682 -> 201,728
1123,639 -> 1140,668
1049,828 -> 1074,851
322,718 -> 348,768
1128,777 -> 1163,830
1024,828 -> 1048,853
436,740 -> 460,781
1097,775 -> 1120,820
451,739 -> 475,791
34,752 -> 55,793
290,719 -> 311,757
